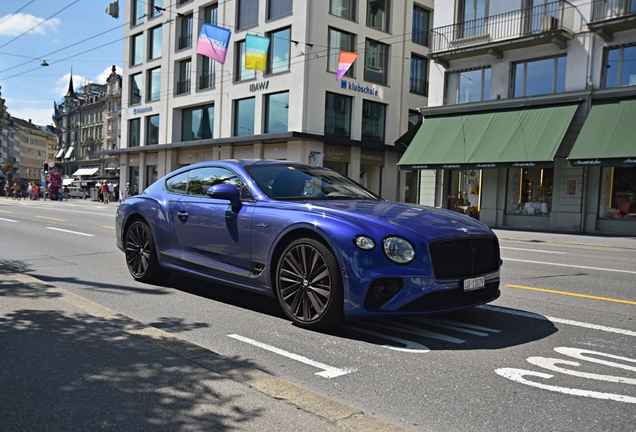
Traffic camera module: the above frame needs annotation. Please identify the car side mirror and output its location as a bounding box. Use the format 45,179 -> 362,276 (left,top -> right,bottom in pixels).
207,183 -> 242,212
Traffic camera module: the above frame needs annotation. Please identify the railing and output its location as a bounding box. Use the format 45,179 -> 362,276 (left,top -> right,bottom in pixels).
592,0 -> 636,21
429,1 -> 576,53
176,79 -> 191,95
409,77 -> 428,96
199,73 -> 215,90
178,34 -> 192,50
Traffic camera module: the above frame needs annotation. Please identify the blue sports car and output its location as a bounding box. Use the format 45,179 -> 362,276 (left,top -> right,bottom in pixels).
116,160 -> 501,329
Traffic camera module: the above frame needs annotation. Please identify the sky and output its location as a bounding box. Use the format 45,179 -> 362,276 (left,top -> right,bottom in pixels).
0,0 -> 125,126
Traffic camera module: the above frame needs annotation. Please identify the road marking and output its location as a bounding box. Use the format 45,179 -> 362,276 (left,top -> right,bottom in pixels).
504,258 -> 636,274
375,319 -> 465,344
102,225 -> 115,229
45,227 -> 95,237
501,247 -> 565,254
479,304 -> 636,337
409,317 -> 494,336
0,217 -> 18,223
341,325 -> 430,352
228,334 -> 352,378
37,215 -> 66,222
0,210 -> 12,213
505,284 -> 636,305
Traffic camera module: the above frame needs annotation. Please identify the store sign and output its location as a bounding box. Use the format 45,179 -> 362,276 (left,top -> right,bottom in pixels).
249,81 -> 269,92
324,145 -> 351,162
361,150 -> 384,167
340,80 -> 378,96
189,152 -> 206,160
133,105 -> 153,115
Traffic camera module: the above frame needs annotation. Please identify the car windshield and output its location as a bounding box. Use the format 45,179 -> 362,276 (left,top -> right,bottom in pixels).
247,164 -> 381,201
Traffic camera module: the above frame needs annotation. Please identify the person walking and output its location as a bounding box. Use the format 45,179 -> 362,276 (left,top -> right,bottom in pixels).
4,182 -> 10,198
27,182 -> 33,200
124,182 -> 130,199
33,183 -> 40,200
102,181 -> 110,204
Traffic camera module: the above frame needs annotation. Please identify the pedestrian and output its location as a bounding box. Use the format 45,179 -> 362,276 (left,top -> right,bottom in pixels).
63,185 -> 70,200
12,182 -> 21,198
102,181 -> 110,204
27,182 -> 33,200
34,183 -> 40,200
113,183 -> 120,202
4,182 -> 10,198
124,182 -> 130,199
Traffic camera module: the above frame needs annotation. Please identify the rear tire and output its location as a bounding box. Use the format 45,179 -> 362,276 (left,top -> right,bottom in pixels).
125,220 -> 169,282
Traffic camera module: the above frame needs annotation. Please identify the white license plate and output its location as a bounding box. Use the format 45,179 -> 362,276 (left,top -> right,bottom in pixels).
463,276 -> 485,291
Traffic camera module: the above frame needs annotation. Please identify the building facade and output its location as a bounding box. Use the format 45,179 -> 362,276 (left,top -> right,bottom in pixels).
399,0 -> 636,235
107,0 -> 434,201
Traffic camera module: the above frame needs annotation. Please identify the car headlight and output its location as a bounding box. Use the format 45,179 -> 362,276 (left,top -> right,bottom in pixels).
354,235 -> 376,250
383,236 -> 415,264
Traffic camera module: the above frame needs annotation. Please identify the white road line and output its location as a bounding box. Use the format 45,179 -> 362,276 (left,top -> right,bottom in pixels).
423,317 -> 502,333
227,334 -> 351,378
0,217 -> 18,223
46,227 -> 95,237
479,304 -> 636,337
501,247 -> 565,254
375,319 -> 465,344
341,325 -> 430,352
504,258 -> 636,274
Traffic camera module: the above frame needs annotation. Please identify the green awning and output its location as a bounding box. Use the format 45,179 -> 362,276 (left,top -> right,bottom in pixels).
398,104 -> 579,170
395,120 -> 422,147
568,99 -> 636,167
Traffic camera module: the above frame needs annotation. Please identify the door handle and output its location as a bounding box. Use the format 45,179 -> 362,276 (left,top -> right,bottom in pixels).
177,210 -> 188,222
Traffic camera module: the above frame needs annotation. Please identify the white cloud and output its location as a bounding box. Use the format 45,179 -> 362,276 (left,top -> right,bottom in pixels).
0,13 -> 61,37
54,72 -> 89,97
5,98 -> 54,126
95,65 -> 122,84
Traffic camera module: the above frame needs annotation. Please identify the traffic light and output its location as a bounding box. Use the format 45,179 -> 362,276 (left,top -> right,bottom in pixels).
43,162 -> 49,175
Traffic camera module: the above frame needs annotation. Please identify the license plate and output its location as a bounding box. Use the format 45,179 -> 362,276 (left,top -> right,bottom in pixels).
463,276 -> 485,291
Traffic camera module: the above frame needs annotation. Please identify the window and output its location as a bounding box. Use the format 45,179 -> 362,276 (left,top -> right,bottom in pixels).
130,73 -> 142,104
182,104 -> 214,141
605,45 -> 636,88
367,0 -> 390,32
187,167 -> 248,198
506,168 -> 553,215
199,4 -> 218,90
330,0 -> 356,21
151,0 -> 163,17
236,40 -> 256,81
268,0 -> 292,20
234,97 -> 255,136
177,59 -> 191,95
328,28 -> 355,75
265,91 -> 289,133
166,171 -> 190,194
178,14 -> 193,50
514,56 -> 565,97
238,0 -> 259,29
146,115 -> 160,145
131,33 -> 144,66
268,27 -> 291,74
133,0 -> 145,25
412,5 -> 430,46
365,39 -> 388,85
458,68 -> 490,103
129,118 -> 141,147
325,92 -> 352,136
148,68 -> 161,101
149,26 -> 162,60
600,167 -> 636,218
458,0 -> 487,38
361,100 -> 386,141
410,55 -> 428,96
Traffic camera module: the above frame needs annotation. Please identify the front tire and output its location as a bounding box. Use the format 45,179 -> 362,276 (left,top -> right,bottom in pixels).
275,238 -> 344,329
125,220 -> 168,282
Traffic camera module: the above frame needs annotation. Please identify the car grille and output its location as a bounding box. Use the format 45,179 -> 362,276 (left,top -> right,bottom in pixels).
428,237 -> 500,279
398,282 -> 500,311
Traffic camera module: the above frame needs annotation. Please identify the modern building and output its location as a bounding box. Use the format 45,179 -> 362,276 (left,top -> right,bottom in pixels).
105,0 -> 434,201
398,0 -> 636,235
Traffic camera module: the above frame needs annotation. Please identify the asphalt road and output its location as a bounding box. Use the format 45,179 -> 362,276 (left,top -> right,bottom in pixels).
1,197 -> 635,431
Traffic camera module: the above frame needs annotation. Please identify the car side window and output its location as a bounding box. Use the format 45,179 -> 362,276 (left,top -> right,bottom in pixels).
187,167 -> 252,200
165,171 -> 190,194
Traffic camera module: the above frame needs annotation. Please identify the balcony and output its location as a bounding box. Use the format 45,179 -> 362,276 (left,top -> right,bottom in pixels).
428,1 -> 576,66
176,79 -> 191,95
589,0 -> 636,41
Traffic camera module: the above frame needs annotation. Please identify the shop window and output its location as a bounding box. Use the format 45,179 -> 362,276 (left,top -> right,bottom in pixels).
600,167 -> 636,219
147,165 -> 159,187
361,100 -> 386,141
513,56 -> 566,97
506,168 -> 553,215
325,92 -> 352,136
330,0 -> 356,21
234,97 -> 255,136
605,45 -> 636,88
146,115 -> 160,145
447,169 -> 482,219
183,104 -> 214,141
129,118 -> 141,148
265,91 -> 289,133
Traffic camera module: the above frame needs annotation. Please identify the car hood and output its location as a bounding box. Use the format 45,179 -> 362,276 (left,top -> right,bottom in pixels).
299,200 -> 494,241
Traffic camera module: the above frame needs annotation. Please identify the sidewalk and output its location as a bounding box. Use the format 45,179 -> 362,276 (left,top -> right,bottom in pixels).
0,270 -> 406,432
493,228 -> 636,250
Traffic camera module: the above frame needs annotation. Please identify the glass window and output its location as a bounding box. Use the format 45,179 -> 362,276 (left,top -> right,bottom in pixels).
204,4 -> 218,23
325,92 -> 352,136
133,0 -> 145,25
199,5 -> 218,90
459,0 -> 487,38
129,118 -> 141,147
367,0 -> 390,32
410,55 -> 428,96
146,115 -> 160,145
149,26 -> 163,60
187,167 -> 248,197
238,0 -> 259,29
330,0 -> 356,20
166,171 -> 190,194
328,28 -> 355,75
514,56 -> 566,97
151,0 -> 163,17
234,97 -> 255,136
267,27 -> 291,74
505,168 -> 553,215
178,14 -> 193,50
182,104 -> 214,141
132,33 -> 144,65
600,167 -> 636,218
177,59 -> 191,95
148,68 -> 161,101
236,40 -> 256,81
361,100 -> 386,141
265,91 -> 289,133
605,45 -> 636,88
458,68 -> 490,103
365,39 -> 388,85
130,73 -> 142,105
412,5 -> 430,46
268,0 -> 292,20
147,165 -> 159,186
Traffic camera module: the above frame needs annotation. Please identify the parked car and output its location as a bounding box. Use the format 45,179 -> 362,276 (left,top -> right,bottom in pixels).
67,186 -> 85,198
115,160 -> 501,329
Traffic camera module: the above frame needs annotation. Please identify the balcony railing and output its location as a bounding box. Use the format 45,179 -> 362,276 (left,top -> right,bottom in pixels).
592,0 -> 636,21
429,1 -> 576,54
199,73 -> 215,90
178,34 -> 192,50
176,79 -> 191,95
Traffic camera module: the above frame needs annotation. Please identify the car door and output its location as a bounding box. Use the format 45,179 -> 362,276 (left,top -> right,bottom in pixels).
173,166 -> 254,282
